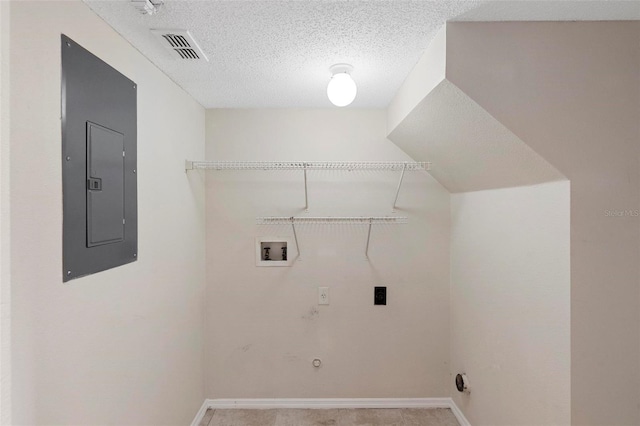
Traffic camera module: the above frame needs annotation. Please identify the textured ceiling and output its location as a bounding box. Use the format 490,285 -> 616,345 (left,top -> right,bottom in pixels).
84,0 -> 481,108
84,0 -> 640,109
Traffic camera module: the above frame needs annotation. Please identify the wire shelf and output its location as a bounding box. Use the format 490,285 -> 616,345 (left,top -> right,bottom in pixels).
256,216 -> 407,259
186,160 -> 430,172
256,216 -> 408,225
185,160 -> 430,211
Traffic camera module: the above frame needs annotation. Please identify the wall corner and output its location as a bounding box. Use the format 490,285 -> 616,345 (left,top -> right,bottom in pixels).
386,24 -> 447,136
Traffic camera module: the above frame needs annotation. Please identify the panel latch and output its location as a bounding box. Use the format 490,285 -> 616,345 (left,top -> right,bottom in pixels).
87,177 -> 102,191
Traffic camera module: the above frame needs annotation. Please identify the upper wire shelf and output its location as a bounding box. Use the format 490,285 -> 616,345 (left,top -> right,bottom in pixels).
185,160 -> 431,211
185,160 -> 431,172
256,216 -> 408,225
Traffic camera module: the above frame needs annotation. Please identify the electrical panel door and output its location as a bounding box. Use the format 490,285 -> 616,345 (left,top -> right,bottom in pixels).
86,122 -> 125,247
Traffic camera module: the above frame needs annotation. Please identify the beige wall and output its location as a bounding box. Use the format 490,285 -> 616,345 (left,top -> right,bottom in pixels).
451,182 -> 571,425
387,26 -> 446,135
387,79 -> 565,193
0,2 -> 11,424
9,1 -> 206,424
204,109 -> 450,398
447,22 -> 640,425
6,7 -> 635,425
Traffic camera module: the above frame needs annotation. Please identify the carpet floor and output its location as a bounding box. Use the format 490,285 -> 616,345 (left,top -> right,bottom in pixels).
198,408 -> 460,426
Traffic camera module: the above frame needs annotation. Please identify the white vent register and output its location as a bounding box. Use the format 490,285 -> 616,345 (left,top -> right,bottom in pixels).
151,29 -> 208,61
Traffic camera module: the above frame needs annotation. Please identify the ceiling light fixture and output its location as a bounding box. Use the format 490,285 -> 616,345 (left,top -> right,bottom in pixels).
327,64 -> 357,107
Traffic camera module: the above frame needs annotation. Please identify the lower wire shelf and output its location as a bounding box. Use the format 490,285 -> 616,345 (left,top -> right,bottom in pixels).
256,216 -> 408,259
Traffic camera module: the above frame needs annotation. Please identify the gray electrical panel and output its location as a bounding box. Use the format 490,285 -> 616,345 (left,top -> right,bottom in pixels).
62,35 -> 137,282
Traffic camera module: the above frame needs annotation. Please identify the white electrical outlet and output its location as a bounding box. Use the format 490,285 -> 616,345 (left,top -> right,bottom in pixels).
319,287 -> 329,305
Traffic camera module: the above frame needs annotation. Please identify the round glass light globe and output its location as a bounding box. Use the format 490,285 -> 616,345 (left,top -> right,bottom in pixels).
327,72 -> 357,107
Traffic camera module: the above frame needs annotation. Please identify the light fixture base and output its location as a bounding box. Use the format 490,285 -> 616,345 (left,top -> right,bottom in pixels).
327,63 -> 357,107
329,63 -> 354,76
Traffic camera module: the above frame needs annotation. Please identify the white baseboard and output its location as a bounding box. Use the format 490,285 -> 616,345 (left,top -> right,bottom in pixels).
191,397 -> 470,426
190,399 -> 211,426
206,397 -> 452,409
449,399 -> 471,426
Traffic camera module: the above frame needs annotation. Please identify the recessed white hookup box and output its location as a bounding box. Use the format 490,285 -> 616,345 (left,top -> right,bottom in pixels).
255,237 -> 293,267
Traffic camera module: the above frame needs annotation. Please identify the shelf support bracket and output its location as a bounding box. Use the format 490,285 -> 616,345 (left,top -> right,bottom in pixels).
303,163 -> 309,211
365,217 -> 373,259
290,217 -> 301,260
392,162 -> 407,212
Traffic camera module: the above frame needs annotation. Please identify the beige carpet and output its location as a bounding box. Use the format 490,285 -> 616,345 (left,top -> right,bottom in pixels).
199,408 -> 460,426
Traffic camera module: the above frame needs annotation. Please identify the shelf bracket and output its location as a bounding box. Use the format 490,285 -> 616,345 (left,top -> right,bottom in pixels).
290,216 -> 301,260
365,217 -> 373,259
392,162 -> 407,212
303,163 -> 309,211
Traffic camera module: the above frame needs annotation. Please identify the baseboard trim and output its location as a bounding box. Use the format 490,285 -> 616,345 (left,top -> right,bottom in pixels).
449,399 -> 471,426
190,399 -> 211,426
191,397 -> 471,425
207,397 -> 452,409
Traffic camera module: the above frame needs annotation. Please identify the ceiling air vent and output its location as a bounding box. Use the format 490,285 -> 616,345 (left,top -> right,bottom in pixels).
151,29 -> 209,62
